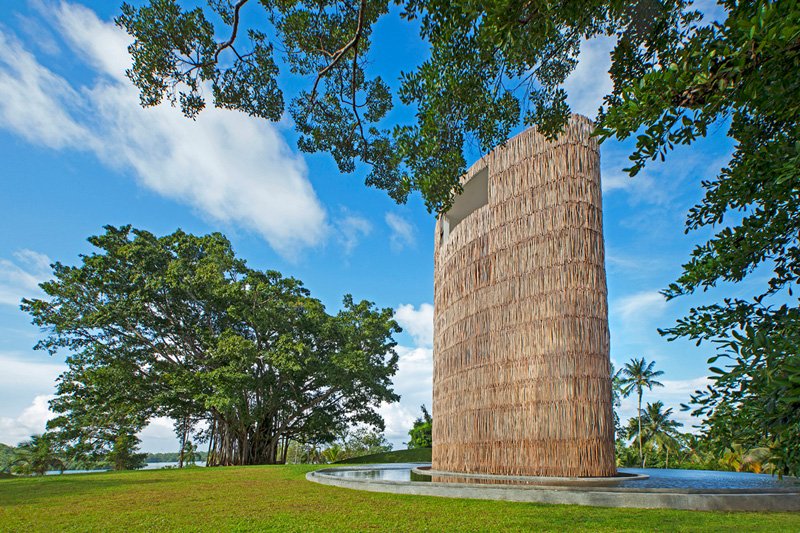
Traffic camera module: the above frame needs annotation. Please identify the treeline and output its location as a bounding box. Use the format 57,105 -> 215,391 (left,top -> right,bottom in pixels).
0,439 -> 211,474
146,451 -> 208,463
285,428 -> 392,464
0,435 -> 145,475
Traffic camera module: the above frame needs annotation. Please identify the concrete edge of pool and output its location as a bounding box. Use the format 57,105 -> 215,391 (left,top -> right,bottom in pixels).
411,466 -> 651,486
306,465 -> 800,512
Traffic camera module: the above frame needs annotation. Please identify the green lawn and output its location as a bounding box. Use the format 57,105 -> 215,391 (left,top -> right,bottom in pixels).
334,447 -> 432,464
1,465 -> 799,532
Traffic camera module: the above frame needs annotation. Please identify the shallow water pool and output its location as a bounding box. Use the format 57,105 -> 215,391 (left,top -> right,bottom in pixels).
323,463 -> 800,490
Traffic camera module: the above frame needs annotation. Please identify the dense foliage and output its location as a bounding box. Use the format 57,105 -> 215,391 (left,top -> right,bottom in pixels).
407,404 -> 432,449
611,357 -> 779,474
629,1 -> 800,476
0,443 -> 15,474
624,401 -> 682,468
146,450 -> 208,463
23,226 -> 400,467
285,427 -> 392,463
106,434 -> 148,471
9,435 -> 65,476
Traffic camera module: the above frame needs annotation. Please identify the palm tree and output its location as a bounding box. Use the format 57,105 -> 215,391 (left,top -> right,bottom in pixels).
627,401 -> 683,468
321,443 -> 343,464
679,433 -> 710,468
618,357 -> 664,467
11,434 -> 65,476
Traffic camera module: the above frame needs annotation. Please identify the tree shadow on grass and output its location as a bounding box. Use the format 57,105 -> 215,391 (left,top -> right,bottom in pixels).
0,473 -> 169,507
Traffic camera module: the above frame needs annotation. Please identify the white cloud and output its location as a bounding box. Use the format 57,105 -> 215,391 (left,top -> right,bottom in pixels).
49,1 -> 132,82
0,352 -> 65,393
385,213 -> 416,252
0,32 -> 90,149
0,250 -> 51,306
0,402 -> 185,453
0,351 -> 66,446
380,303 -> 434,447
335,212 -> 372,255
394,303 -> 434,347
600,145 -> 668,201
613,290 -> 667,320
602,171 -> 640,193
137,417 -> 180,453
377,402 -> 418,443
394,345 -> 434,390
0,2 -> 329,259
0,395 -> 55,447
380,346 -> 433,444
14,14 -> 61,56
563,35 -> 616,119
606,250 -> 662,274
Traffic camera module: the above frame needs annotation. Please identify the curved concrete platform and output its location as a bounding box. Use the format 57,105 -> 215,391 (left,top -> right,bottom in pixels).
306,466 -> 800,512
412,466 -> 649,486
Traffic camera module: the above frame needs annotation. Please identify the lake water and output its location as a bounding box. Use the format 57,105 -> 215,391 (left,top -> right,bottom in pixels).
46,461 -> 206,475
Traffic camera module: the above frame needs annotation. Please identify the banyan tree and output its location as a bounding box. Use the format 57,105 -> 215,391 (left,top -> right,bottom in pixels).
23,226 -> 400,466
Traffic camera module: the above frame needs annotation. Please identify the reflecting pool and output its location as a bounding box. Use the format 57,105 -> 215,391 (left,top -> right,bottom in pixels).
321,463 -> 800,490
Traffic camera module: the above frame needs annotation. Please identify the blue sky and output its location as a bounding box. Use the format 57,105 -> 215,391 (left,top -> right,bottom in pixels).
0,1 -> 741,451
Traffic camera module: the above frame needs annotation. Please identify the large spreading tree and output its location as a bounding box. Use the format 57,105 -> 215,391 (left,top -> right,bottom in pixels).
23,226 -> 400,466
119,0 -> 800,473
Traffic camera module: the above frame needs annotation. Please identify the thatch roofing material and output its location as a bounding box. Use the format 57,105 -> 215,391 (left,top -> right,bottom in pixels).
432,115 -> 616,477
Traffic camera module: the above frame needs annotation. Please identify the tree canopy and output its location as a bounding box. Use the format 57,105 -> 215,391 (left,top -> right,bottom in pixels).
116,0 -> 697,213
407,404 -> 432,449
23,226 -> 400,466
10,435 -> 65,476
625,401 -> 682,468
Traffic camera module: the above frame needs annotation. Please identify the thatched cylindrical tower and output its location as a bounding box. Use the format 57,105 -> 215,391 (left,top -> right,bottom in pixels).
432,114 -> 616,477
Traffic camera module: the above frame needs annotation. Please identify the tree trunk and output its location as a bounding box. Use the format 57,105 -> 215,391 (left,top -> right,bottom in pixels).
279,436 -> 289,464
178,418 -> 188,469
207,418 -> 216,466
637,390 -> 643,467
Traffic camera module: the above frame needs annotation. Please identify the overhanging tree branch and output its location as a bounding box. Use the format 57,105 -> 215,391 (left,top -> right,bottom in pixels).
215,0 -> 250,62
308,0 -> 367,106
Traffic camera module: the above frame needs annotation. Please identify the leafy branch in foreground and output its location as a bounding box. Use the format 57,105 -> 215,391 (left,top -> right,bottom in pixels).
117,0 -> 694,212
607,1 -> 800,476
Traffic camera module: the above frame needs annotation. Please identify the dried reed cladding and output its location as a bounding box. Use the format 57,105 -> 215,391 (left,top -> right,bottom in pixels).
432,115 -> 616,477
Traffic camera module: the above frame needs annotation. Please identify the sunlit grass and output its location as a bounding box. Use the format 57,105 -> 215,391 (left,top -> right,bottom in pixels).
1,465 -> 799,532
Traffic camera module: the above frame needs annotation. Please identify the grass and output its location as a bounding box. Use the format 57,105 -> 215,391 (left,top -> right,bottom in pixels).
1,466 -> 799,532
334,447 -> 432,464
